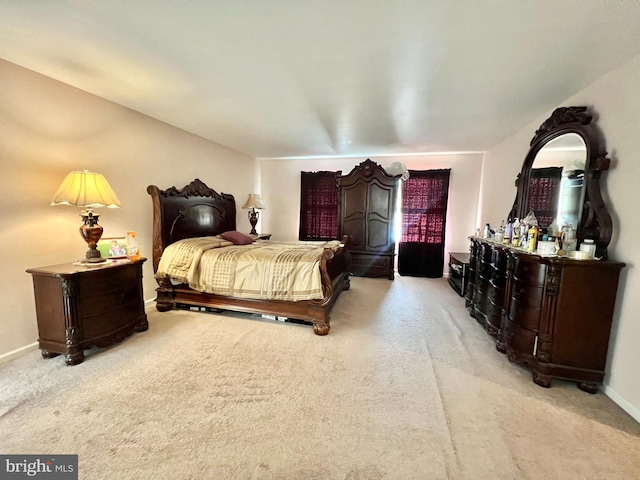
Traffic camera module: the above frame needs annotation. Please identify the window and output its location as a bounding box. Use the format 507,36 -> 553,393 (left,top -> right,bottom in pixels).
528,167 -> 563,228
398,169 -> 451,277
299,171 -> 341,240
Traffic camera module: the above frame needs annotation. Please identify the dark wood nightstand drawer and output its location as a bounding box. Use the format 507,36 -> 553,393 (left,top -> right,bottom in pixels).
82,299 -> 144,340
79,264 -> 140,295
79,283 -> 140,317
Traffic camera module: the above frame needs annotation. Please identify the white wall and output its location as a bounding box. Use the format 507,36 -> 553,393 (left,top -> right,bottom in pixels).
480,55 -> 640,421
259,153 -> 483,264
0,59 -> 256,359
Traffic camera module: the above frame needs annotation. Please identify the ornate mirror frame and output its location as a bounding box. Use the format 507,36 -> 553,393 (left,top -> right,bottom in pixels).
515,106 -> 612,259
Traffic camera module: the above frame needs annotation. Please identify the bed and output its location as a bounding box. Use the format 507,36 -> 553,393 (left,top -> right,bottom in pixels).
147,179 -> 351,335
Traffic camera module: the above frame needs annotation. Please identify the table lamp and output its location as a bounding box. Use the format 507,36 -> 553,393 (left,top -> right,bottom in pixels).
241,194 -> 265,235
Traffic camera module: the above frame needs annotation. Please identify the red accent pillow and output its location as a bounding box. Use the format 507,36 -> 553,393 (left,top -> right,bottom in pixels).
220,231 -> 255,245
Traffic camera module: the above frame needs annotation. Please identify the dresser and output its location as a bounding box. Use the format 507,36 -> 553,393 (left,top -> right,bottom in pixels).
338,159 -> 399,279
26,258 -> 148,365
468,238 -> 624,392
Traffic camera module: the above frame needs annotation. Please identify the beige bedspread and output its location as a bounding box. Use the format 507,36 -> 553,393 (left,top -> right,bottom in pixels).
156,236 -> 341,301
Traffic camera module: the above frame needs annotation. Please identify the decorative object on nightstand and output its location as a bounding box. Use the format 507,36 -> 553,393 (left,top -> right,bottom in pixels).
250,233 -> 272,240
126,231 -> 140,260
242,193 -> 265,235
50,170 -> 122,263
26,258 -> 148,366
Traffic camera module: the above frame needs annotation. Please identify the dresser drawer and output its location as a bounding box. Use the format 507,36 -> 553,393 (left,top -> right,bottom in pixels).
81,299 -> 144,340
510,279 -> 544,308
508,297 -> 542,331
488,281 -> 506,304
79,283 -> 140,317
479,243 -> 493,262
475,276 -> 491,297
504,318 -> 537,356
512,259 -> 546,286
350,252 -> 393,278
491,248 -> 508,270
79,265 -> 140,296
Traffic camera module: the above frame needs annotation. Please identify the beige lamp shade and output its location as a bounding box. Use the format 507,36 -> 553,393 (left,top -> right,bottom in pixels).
241,194 -> 265,210
51,170 -> 122,208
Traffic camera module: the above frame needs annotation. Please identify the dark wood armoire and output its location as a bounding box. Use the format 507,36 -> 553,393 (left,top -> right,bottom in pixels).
338,159 -> 399,279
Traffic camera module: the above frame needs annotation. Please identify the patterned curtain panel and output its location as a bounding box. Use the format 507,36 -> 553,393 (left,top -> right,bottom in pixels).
398,169 -> 451,278
299,171 -> 341,240
528,167 -> 563,228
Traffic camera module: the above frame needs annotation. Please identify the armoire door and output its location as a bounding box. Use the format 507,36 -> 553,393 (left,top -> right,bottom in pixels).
367,181 -> 395,253
340,180 -> 367,251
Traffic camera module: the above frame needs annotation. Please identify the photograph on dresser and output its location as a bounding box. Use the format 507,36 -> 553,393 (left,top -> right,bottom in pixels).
467,106 -> 625,393
97,237 -> 127,259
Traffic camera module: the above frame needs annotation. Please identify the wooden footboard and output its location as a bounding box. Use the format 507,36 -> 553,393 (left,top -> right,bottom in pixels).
154,239 -> 351,335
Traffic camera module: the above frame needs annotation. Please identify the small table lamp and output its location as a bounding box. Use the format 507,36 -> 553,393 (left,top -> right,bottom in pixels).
242,194 -> 265,235
51,170 -> 122,263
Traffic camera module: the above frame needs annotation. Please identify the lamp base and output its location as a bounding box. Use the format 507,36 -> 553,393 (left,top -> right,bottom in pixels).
248,208 -> 259,235
79,210 -> 106,264
80,251 -> 106,264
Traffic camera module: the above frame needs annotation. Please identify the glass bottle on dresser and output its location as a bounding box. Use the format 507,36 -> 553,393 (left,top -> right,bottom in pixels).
126,231 -> 140,260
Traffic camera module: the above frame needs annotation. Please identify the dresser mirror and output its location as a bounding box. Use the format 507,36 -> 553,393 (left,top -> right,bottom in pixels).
514,106 -> 612,258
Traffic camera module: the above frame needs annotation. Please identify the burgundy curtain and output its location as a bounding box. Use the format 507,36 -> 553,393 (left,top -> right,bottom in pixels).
398,169 -> 451,277
528,167 -> 562,228
299,171 -> 341,240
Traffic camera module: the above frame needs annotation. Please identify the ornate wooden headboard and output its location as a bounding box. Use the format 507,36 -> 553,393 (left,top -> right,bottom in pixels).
147,179 -> 236,272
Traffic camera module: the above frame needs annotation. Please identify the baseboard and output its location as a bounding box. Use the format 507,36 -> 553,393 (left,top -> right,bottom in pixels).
0,342 -> 38,365
603,385 -> 640,424
144,299 -> 157,309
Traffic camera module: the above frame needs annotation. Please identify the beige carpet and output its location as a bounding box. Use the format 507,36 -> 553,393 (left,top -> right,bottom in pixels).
1,277 -> 639,479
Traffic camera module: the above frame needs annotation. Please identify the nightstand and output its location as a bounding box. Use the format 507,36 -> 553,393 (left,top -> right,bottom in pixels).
26,258 -> 148,365
250,233 -> 272,240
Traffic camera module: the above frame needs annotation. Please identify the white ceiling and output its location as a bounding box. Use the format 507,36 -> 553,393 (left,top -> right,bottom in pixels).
3,1 -> 640,159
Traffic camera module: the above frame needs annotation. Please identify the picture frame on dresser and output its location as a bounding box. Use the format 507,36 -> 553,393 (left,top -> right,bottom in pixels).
97,237 -> 128,259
